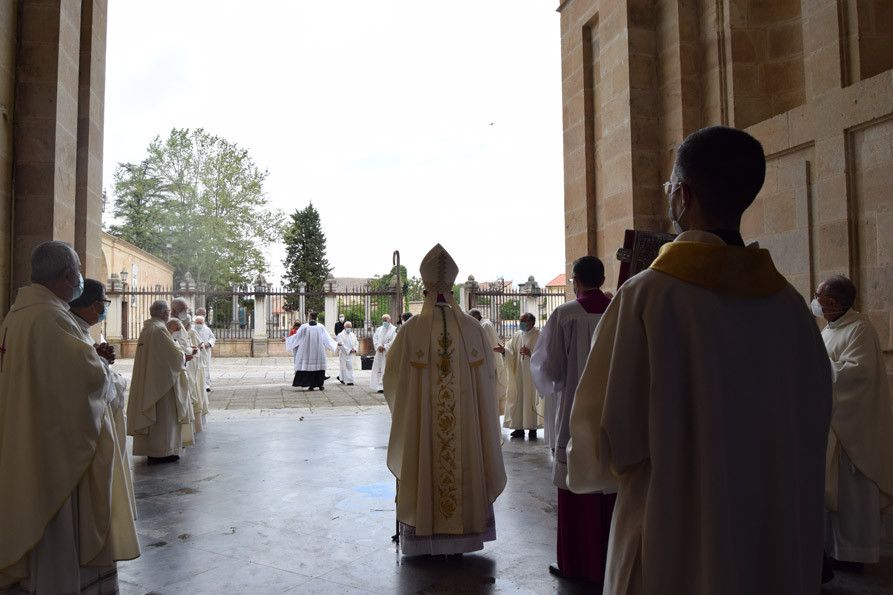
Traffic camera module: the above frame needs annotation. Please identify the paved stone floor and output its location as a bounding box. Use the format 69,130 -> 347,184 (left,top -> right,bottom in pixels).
114,358 -> 893,594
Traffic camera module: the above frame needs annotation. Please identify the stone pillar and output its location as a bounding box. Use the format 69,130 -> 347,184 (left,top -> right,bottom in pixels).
231,283 -> 239,325
297,281 -> 306,320
461,275 -> 479,311
12,0 -> 83,293
74,0 -> 106,280
252,280 -> 268,357
0,3 -> 16,316
519,276 -> 541,320
363,294 -> 372,331
324,279 -> 337,336
179,272 -> 196,313
104,272 -> 122,344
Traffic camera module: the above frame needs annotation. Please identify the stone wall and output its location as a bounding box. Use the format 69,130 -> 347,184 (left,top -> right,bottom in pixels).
101,232 -> 175,290
559,0 -> 893,389
0,2 -> 15,316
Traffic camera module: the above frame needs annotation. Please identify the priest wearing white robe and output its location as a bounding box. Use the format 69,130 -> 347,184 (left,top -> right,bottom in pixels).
336,321 -> 359,385
469,309 -> 507,417
288,311 -> 337,390
185,317 -> 209,430
567,126 -> 832,595
127,300 -> 193,464
371,314 -> 397,393
193,314 -> 216,392
498,313 -> 543,439
384,244 -> 506,556
530,256 -> 614,585
812,275 -> 893,573
167,318 -> 197,445
0,242 -> 139,594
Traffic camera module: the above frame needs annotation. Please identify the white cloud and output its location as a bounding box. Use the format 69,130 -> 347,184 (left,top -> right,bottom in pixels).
103,1 -> 566,287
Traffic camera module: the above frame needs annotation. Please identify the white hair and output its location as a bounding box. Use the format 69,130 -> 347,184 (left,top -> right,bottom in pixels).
166,319 -> 183,331
30,241 -> 79,283
171,297 -> 188,313
381,314 -> 391,321
150,300 -> 170,318
194,315 -> 205,324
344,321 -> 353,327
196,307 -> 207,316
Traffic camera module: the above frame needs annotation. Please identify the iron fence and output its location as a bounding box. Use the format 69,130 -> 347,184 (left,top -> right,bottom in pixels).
467,288 -> 568,341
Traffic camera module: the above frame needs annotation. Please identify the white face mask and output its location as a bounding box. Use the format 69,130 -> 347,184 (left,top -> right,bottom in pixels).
810,298 -> 824,318
346,328 -> 353,333
177,311 -> 189,322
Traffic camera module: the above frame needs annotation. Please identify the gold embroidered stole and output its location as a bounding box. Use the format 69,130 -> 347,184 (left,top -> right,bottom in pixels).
431,305 -> 463,534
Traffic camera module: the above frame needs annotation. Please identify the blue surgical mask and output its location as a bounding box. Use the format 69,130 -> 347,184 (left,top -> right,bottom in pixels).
97,302 -> 107,323
519,322 -> 529,332
70,272 -> 84,301
382,321 -> 390,327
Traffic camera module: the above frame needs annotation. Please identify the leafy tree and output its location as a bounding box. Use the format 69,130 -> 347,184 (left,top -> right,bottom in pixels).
107,128 -> 284,288
282,203 -> 332,313
500,299 -> 520,321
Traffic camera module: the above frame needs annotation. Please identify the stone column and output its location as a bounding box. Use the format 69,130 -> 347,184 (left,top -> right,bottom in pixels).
461,275 -> 479,312
231,283 -> 239,326
297,282 -> 306,320
519,276 -> 541,320
104,272 -> 123,344
13,0 -> 83,292
324,277 -> 336,336
74,0 -> 106,279
252,282 -> 269,357
363,294 -> 372,331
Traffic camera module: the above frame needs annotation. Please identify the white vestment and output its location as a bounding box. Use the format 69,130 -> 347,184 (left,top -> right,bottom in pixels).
821,309 -> 893,563
0,285 -> 139,591
480,319 -> 507,416
171,330 -> 197,444
371,323 -> 397,391
503,328 -> 543,430
127,318 -> 189,458
193,323 -> 216,389
290,323 -> 337,371
567,231 -> 832,595
336,329 -> 359,384
188,328 -> 209,429
530,300 -> 603,489
385,244 -> 506,556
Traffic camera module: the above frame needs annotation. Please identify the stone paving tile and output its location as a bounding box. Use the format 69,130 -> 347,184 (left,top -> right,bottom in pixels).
113,356 -> 387,411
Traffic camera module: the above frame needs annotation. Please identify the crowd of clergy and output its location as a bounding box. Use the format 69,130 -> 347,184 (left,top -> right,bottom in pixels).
0,125 -> 891,594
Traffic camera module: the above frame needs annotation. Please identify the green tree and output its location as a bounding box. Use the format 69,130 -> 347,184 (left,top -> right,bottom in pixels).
500,299 -> 520,321
107,128 -> 284,288
282,203 -> 332,313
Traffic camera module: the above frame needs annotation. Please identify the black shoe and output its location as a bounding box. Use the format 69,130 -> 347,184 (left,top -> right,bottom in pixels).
510,429 -> 525,438
548,564 -> 563,578
347,383 -> 354,386
529,429 -> 537,439
830,558 -> 864,573
822,554 -> 835,584
147,455 -> 180,465
307,387 -> 314,391
206,388 -> 211,392
377,390 -> 384,394
319,386 -> 325,391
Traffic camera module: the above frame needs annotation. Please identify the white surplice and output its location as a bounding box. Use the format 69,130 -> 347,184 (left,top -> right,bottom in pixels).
126,318 -> 189,458
193,323 -> 216,389
821,309 -> 893,563
188,328 -> 209,429
503,328 -> 543,430
0,285 -> 139,591
336,329 -> 359,384
290,323 -> 337,371
385,244 -> 506,556
480,319 -> 507,416
171,330 -> 197,443
530,300 -> 603,489
371,323 -> 397,391
567,231 -> 832,595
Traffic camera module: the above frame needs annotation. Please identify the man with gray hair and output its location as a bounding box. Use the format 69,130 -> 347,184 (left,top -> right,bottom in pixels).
127,299 -> 194,464
170,297 -> 190,322
813,275 -> 893,577
0,241 -> 139,593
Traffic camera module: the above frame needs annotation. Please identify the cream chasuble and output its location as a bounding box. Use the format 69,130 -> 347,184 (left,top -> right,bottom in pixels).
385,244 -> 506,555
480,319 -> 507,416
0,284 -> 139,589
188,327 -> 209,426
127,318 -> 189,458
567,231 -> 832,595
171,329 -> 197,443
821,309 -> 893,562
503,328 -> 543,430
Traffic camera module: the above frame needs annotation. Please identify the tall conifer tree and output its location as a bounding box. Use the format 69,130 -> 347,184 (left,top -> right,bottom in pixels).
282,203 -> 332,313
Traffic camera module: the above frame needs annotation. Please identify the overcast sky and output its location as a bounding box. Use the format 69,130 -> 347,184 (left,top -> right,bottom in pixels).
103,1 -> 565,287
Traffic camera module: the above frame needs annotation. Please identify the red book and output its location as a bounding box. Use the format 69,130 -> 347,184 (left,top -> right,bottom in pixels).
615,230 -> 676,287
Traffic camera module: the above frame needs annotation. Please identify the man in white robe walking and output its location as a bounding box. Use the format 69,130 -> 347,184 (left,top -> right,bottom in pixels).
384,244 -> 506,556
567,126 -> 832,594
530,256 -> 614,585
498,313 -> 543,439
193,314 -> 216,392
469,309 -> 507,417
812,275 -> 893,577
127,300 -> 193,464
0,242 -> 139,593
336,321 -> 359,385
371,314 -> 396,393
288,311 -> 337,390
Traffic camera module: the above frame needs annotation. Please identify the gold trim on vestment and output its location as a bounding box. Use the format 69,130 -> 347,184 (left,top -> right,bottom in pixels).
468,358 -> 485,369
410,362 -> 427,369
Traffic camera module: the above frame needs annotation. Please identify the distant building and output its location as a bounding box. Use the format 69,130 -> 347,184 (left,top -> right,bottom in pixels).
101,232 -> 175,289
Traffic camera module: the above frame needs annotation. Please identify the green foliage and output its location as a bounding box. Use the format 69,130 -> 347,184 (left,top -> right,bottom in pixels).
282,203 -> 332,313
370,265 -> 410,311
107,128 -> 284,288
339,302 -> 366,328
500,299 -> 520,321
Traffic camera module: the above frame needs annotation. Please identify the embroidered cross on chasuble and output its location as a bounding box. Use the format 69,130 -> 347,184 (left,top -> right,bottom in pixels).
431,304 -> 463,533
